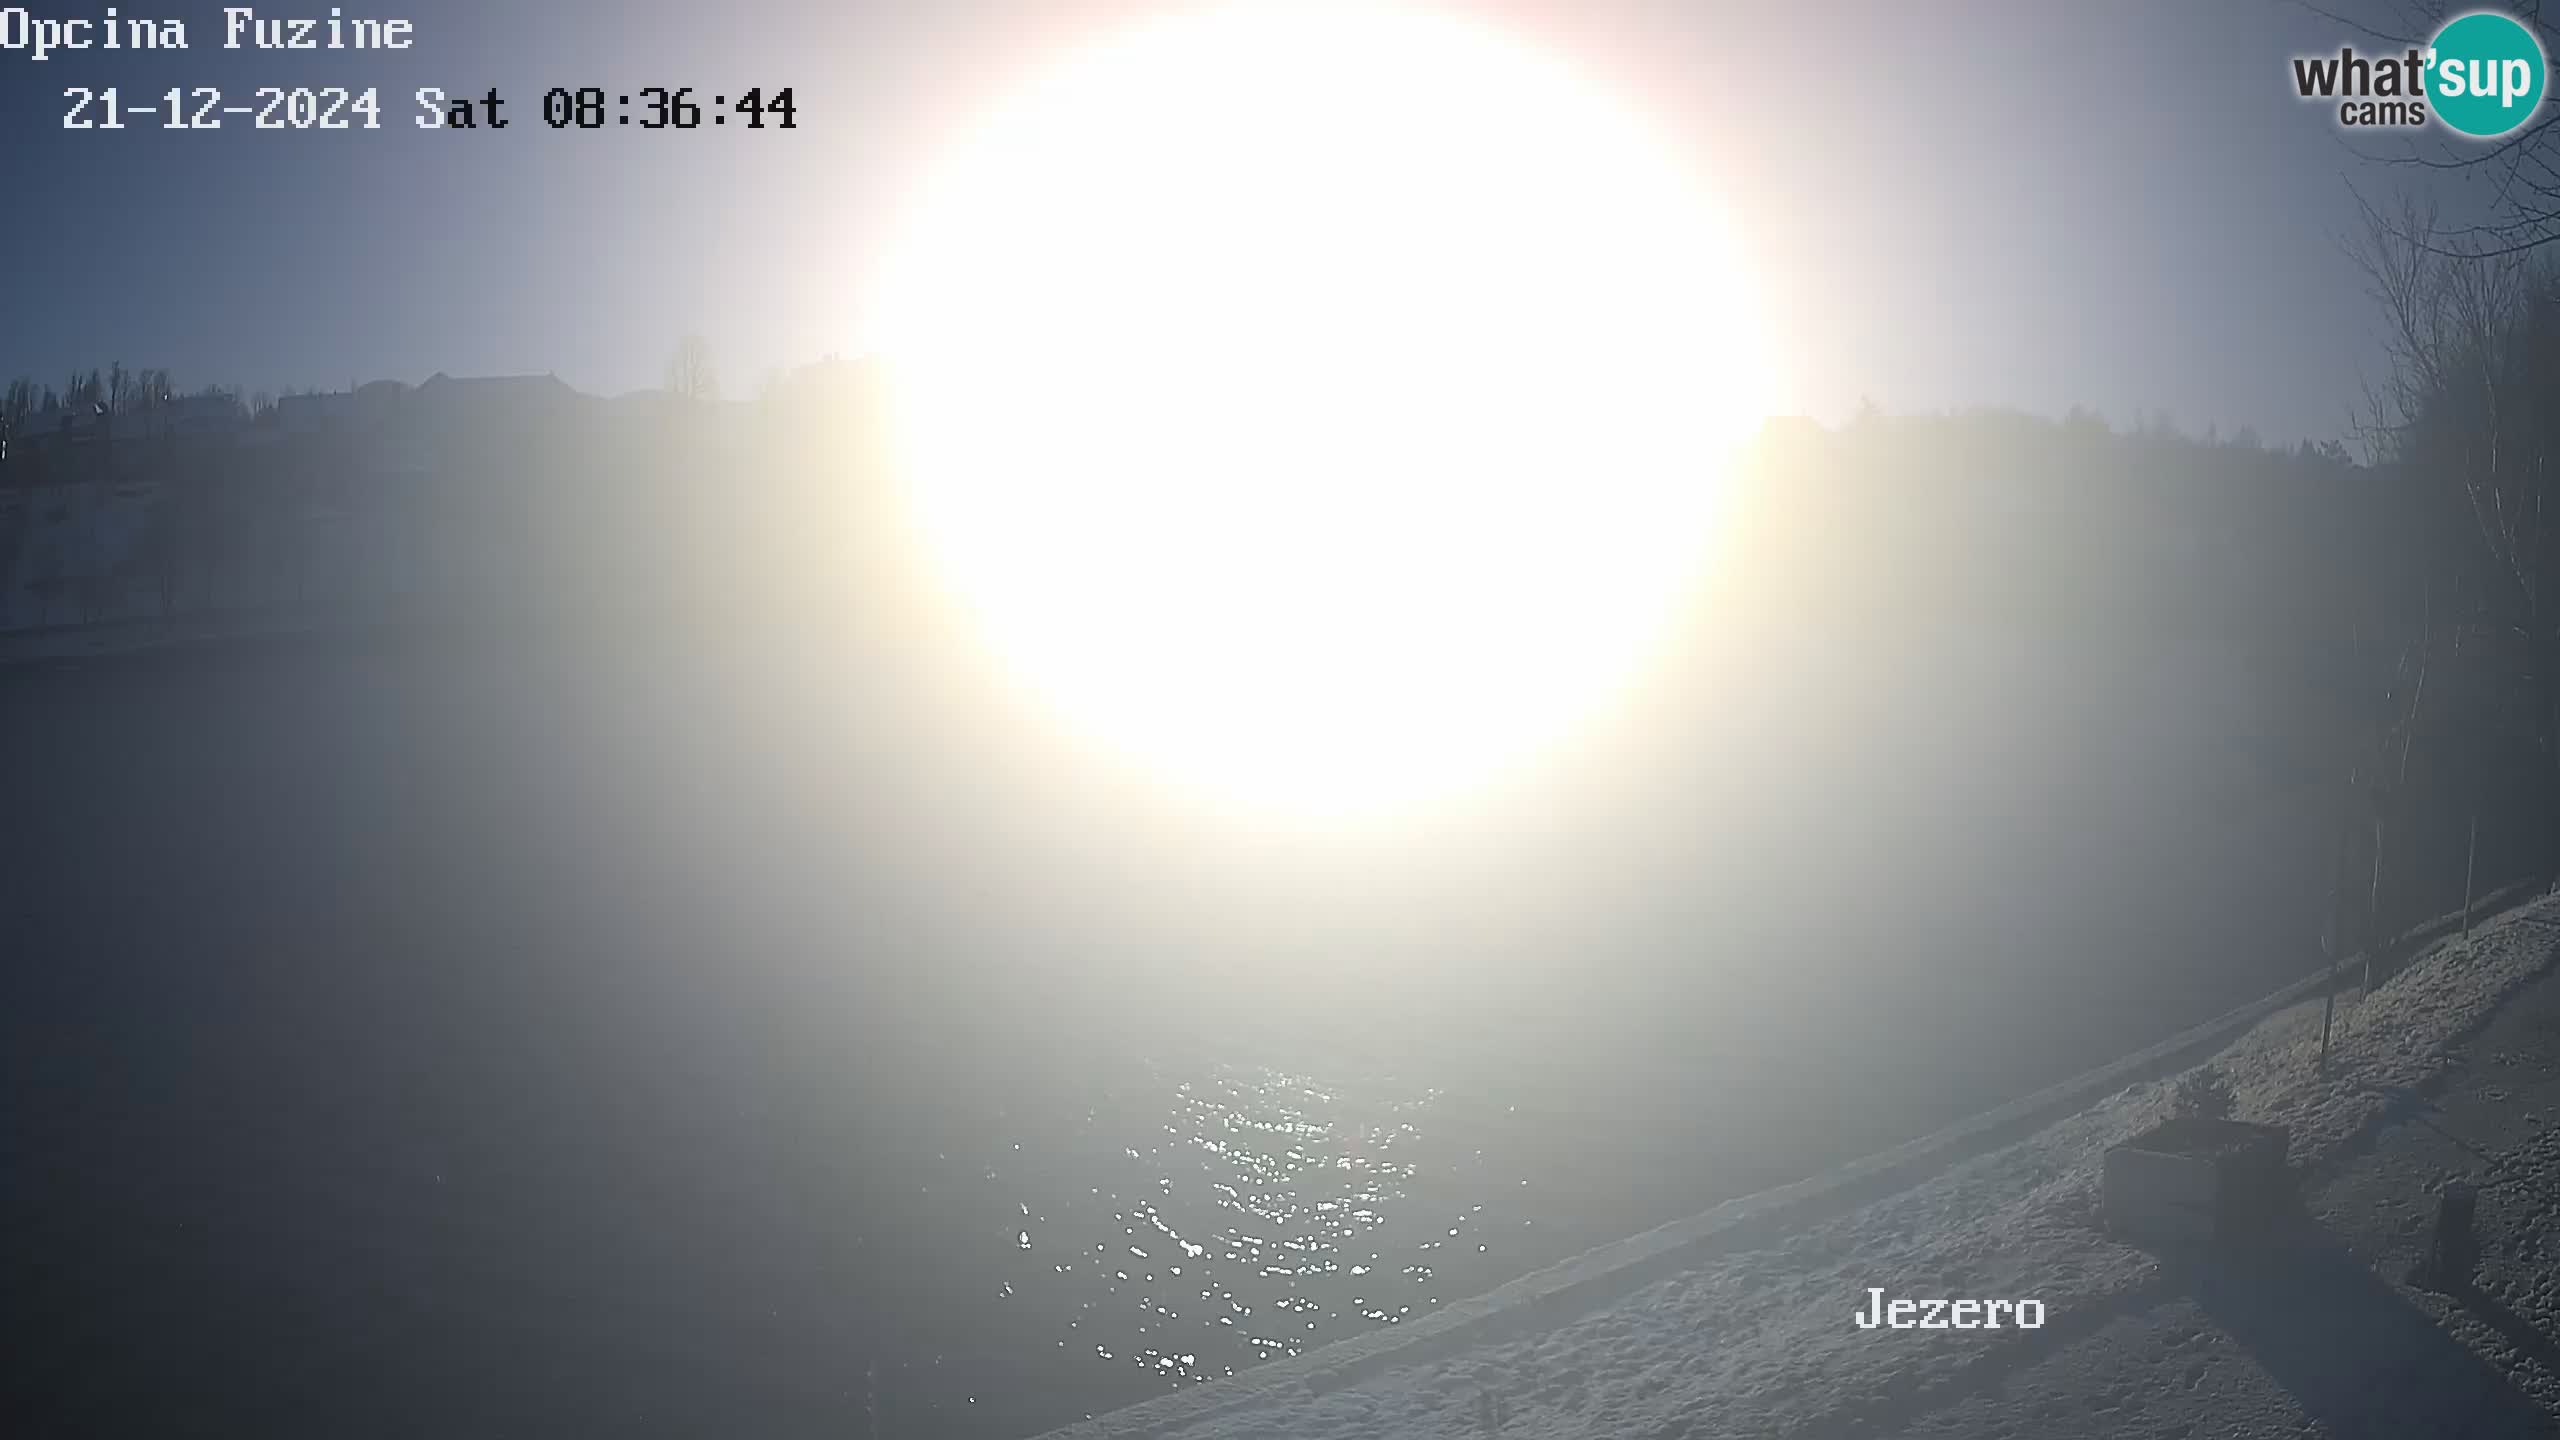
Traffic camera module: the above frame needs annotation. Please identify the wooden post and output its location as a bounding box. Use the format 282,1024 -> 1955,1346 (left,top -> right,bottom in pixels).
2366,808 -> 2386,995
2368,579 -> 2433,993
2319,939 -> 2340,1077
2463,811 -> 2480,946
2413,1182 -> 2479,1290
2319,769 -> 2359,1078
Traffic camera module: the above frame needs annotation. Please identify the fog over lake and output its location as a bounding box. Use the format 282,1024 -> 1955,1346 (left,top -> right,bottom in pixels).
3,446 -> 2441,1438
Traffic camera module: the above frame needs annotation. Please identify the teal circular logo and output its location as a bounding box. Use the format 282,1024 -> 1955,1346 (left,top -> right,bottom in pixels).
2432,11 -> 2547,137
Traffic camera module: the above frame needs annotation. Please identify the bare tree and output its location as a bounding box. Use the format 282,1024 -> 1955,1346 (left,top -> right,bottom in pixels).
2351,198 -> 2560,878
1,377 -> 35,459
666,335 -> 720,403
2302,0 -> 2560,257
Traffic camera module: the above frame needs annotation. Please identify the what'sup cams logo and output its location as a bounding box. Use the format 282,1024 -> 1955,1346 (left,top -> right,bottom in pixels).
2292,9 -> 2547,136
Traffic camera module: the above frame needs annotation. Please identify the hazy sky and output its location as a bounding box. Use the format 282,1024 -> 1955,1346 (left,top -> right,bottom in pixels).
0,0 -> 2442,442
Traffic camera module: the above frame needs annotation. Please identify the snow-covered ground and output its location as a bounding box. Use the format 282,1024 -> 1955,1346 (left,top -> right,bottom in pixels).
1042,894 -> 2560,1440
1887,933 -> 2560,1440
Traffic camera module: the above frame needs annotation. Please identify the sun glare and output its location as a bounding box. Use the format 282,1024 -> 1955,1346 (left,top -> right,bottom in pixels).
878,1 -> 1773,822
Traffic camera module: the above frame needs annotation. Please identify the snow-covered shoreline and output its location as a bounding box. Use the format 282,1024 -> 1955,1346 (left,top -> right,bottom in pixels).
1036,887 -> 2560,1440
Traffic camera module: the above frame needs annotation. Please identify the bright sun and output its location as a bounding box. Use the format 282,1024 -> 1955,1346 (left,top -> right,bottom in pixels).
878,1 -> 1772,823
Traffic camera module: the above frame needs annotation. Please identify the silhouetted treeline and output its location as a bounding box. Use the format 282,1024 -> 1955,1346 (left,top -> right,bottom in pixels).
2348,213 -> 2560,948
3,342 -> 2548,969
1709,404 -> 2531,971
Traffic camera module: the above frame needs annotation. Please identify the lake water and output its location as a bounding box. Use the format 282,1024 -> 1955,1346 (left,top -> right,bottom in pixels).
0,621 -> 2367,1438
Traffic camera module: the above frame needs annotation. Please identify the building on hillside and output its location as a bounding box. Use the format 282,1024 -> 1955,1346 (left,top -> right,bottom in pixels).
272,381 -> 413,437
409,372 -> 587,427
275,390 -> 358,435
353,379 -> 410,424
6,404 -> 105,462
122,394 -> 248,442
4,397 -> 249,472
394,373 -> 596,472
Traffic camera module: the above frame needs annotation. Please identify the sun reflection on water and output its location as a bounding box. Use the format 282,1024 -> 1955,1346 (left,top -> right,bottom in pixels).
986,1056 -> 1522,1391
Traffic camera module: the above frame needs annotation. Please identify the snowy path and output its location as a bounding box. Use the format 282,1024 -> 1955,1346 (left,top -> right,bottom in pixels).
1043,895 -> 2560,1440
